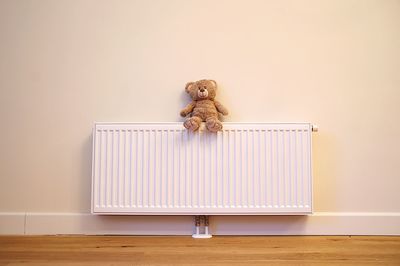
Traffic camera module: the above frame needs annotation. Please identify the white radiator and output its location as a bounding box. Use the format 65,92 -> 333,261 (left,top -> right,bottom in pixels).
91,123 -> 313,215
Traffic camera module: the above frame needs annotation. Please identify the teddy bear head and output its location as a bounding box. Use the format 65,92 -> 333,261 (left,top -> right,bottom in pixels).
185,79 -> 217,101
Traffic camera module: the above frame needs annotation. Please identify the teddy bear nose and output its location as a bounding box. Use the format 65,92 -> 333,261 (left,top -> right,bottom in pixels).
200,88 -> 205,92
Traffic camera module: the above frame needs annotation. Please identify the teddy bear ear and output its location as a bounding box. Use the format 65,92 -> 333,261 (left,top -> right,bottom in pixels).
209,80 -> 217,88
185,82 -> 194,93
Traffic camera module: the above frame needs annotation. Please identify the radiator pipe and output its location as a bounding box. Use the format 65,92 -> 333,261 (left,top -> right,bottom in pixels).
204,216 -> 209,235
195,215 -> 201,235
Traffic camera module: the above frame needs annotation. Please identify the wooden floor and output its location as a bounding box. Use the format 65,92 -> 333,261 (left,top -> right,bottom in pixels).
0,236 -> 399,265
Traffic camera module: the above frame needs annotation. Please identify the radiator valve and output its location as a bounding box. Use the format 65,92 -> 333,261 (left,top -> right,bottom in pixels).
192,215 -> 212,238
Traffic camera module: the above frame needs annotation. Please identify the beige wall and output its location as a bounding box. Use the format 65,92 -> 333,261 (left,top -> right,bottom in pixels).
0,0 -> 399,215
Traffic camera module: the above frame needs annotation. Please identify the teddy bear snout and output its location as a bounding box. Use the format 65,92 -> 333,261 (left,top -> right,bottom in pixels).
197,88 -> 209,98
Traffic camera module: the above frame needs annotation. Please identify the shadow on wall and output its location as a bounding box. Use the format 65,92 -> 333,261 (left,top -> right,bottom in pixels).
75,215 -> 309,235
80,124 -> 330,234
179,90 -> 189,122
211,216 -> 308,234
312,130 -> 338,211
83,215 -> 194,235
80,134 -> 93,212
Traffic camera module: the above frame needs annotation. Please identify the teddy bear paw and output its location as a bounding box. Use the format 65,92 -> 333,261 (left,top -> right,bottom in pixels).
184,118 -> 200,131
206,118 -> 223,132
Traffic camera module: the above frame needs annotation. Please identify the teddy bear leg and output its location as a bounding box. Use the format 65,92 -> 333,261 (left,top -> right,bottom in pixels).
205,116 -> 223,132
184,116 -> 202,131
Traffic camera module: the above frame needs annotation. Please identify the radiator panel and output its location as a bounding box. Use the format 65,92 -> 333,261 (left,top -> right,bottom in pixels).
92,123 -> 313,215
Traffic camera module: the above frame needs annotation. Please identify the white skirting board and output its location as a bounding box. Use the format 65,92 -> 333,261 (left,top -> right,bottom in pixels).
1,212 -> 399,235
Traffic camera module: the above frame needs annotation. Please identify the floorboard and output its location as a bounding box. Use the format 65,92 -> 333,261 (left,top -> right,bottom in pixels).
0,236 -> 399,265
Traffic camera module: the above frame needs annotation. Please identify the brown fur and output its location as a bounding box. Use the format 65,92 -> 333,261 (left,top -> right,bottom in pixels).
180,79 -> 228,132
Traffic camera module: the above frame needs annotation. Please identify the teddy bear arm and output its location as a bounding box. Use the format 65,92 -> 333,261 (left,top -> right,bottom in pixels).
180,102 -> 196,117
214,101 -> 229,116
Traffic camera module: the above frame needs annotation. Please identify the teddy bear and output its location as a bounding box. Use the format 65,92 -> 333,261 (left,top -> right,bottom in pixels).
180,79 -> 228,132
